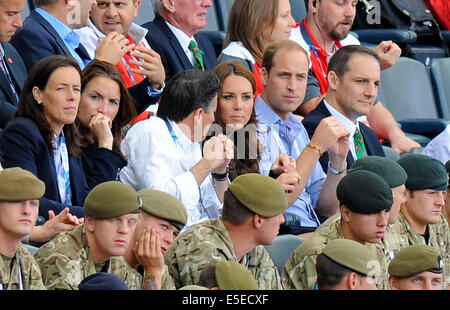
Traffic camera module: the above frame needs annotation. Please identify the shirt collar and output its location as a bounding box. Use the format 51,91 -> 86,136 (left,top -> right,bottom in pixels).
255,95 -> 302,130
324,99 -> 358,136
35,8 -> 78,48
165,21 -> 195,54
86,19 -> 148,44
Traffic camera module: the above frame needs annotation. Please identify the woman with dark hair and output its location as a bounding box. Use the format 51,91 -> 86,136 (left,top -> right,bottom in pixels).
77,61 -> 137,188
211,61 -> 300,206
211,61 -> 261,181
0,55 -> 87,221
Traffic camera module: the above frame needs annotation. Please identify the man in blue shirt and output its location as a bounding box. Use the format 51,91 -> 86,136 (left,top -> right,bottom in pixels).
11,0 -> 131,71
256,40 -> 349,234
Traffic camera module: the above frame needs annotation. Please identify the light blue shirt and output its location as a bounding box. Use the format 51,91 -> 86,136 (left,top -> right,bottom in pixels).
35,8 -> 88,69
255,95 -> 326,227
52,131 -> 72,206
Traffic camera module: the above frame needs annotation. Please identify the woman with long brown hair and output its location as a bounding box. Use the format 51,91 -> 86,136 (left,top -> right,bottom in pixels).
76,61 -> 137,188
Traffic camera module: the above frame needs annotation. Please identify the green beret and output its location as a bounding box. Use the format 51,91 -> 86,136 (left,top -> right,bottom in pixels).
215,260 -> 259,290
228,173 -> 287,217
337,170 -> 393,214
349,156 -> 407,188
0,168 -> 45,201
84,181 -> 140,219
388,244 -> 443,278
137,189 -> 187,230
397,154 -> 448,191
322,239 -> 378,276
445,160 -> 450,183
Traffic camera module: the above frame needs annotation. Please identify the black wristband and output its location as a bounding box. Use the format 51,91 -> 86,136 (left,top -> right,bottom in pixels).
211,169 -> 229,181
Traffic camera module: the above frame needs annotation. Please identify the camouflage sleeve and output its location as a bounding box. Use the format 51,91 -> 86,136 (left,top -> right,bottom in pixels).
248,246 -> 282,290
281,238 -> 325,290
161,265 -> 176,290
34,248 -> 84,290
17,246 -> 47,290
440,218 -> 450,289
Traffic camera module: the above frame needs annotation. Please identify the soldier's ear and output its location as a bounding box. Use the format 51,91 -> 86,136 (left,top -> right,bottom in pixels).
253,214 -> 263,229
84,216 -> 96,232
340,205 -> 352,222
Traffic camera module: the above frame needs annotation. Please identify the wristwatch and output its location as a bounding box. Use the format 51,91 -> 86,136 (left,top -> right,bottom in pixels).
328,162 -> 346,175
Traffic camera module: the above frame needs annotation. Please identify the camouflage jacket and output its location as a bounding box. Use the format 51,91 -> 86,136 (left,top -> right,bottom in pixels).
164,217 -> 282,289
388,212 -> 450,288
0,244 -> 46,290
282,214 -> 382,290
112,262 -> 176,290
33,225 -> 135,290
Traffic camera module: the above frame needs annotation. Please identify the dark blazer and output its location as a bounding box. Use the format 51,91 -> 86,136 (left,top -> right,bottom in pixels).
10,10 -> 77,72
81,144 -> 126,189
0,43 -> 27,129
142,14 -> 217,82
0,118 -> 88,220
302,100 -> 385,172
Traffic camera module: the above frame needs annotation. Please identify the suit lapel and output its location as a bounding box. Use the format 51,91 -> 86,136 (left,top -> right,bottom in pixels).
0,67 -> 16,104
154,14 -> 193,70
30,11 -> 74,58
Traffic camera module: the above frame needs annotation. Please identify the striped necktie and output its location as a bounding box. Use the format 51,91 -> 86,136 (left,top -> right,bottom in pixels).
188,40 -> 205,71
354,129 -> 367,159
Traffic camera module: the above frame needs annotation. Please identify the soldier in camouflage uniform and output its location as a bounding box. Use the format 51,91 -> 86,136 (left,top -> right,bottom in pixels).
388,244 -> 444,290
33,181 -> 141,290
122,188 -> 187,290
165,173 -> 294,289
282,170 -> 392,290
387,154 -> 450,289
0,168 -> 47,290
348,156 -> 408,289
316,239 -> 378,290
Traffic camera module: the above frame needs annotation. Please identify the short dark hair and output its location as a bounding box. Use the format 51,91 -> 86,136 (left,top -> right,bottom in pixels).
157,69 -> 220,122
316,252 -> 365,289
15,55 -> 82,157
34,0 -> 59,7
197,263 -> 218,289
221,190 -> 255,226
327,45 -> 381,77
262,40 -> 309,76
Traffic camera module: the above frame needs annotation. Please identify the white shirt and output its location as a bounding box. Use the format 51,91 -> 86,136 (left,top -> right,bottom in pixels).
165,21 -> 196,66
119,117 -> 222,229
324,100 -> 360,160
422,124 -> 450,164
75,19 -> 150,60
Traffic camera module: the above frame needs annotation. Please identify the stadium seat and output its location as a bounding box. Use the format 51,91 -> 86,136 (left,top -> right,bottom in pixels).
290,0 -> 307,22
380,57 -> 449,141
430,57 -> 450,119
264,234 -> 304,275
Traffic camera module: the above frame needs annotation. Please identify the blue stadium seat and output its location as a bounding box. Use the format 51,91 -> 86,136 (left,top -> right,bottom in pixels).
290,0 -> 307,22
264,234 -> 304,275
430,57 -> 450,119
380,57 -> 449,141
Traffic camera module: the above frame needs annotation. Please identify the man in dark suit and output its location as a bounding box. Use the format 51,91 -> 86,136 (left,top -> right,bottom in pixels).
0,0 -> 27,129
142,0 -> 217,83
303,45 -> 385,173
10,0 -> 130,71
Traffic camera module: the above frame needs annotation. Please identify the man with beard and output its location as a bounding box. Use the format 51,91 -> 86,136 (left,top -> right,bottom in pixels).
290,0 -> 420,155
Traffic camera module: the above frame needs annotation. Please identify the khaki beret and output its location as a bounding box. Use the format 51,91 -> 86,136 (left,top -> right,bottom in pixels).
349,156 -> 407,188
337,170 -> 393,214
84,181 -> 140,219
0,167 -> 45,201
398,154 -> 448,191
228,173 -> 287,217
322,239 -> 378,276
137,189 -> 187,230
215,260 -> 259,290
388,244 -> 443,278
179,285 -> 209,290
